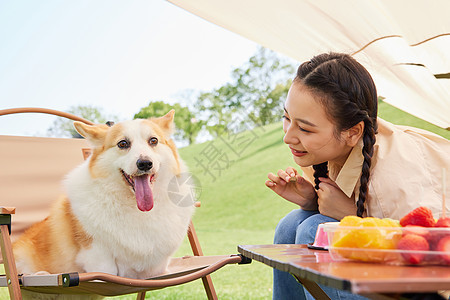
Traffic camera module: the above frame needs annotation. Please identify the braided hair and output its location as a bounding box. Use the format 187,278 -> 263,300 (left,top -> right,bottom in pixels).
295,53 -> 378,217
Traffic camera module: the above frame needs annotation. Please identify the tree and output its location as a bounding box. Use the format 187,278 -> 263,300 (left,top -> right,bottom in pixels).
194,47 -> 295,134
47,105 -> 116,138
195,84 -> 236,137
134,101 -> 203,145
230,47 -> 295,126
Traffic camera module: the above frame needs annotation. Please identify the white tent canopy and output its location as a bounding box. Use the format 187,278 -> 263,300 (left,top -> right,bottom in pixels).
169,0 -> 450,129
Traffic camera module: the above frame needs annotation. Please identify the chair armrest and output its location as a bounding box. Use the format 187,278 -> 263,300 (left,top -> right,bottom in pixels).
0,207 -> 15,215
78,254 -> 247,288
0,207 -> 15,235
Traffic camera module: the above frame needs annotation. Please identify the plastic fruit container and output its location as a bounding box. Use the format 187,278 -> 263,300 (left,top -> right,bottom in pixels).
309,222 -> 337,250
322,222 -> 450,266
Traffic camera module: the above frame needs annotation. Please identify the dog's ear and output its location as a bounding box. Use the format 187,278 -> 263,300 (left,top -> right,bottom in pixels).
73,121 -> 108,146
152,110 -> 175,135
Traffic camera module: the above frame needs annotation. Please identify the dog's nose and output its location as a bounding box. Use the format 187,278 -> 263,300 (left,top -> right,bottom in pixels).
136,159 -> 153,171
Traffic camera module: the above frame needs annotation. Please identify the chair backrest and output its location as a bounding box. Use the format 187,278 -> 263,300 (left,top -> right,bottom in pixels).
0,108 -> 222,300
0,135 -> 89,240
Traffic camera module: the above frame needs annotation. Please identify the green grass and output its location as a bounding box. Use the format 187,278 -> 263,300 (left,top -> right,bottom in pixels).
1,103 -> 447,299
378,101 -> 450,139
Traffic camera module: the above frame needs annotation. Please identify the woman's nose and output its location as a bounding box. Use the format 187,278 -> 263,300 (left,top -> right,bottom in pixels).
283,124 -> 298,145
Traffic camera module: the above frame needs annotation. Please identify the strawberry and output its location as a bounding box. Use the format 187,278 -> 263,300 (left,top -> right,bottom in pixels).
436,236 -> 450,264
397,234 -> 429,264
427,217 -> 450,250
435,217 -> 450,228
400,206 -> 436,227
402,225 -> 430,240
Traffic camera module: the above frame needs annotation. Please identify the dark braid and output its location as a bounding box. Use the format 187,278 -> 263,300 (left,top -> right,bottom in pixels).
295,52 -> 378,217
313,162 -> 328,190
356,118 -> 376,217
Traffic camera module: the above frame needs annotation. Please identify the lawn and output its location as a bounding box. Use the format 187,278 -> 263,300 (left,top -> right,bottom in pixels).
0,102 -> 447,299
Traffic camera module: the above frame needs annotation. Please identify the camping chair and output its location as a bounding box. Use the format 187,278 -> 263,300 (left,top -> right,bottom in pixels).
0,107 -> 250,299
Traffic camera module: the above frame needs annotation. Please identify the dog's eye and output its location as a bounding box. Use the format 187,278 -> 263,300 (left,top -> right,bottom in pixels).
117,140 -> 130,149
149,137 -> 158,146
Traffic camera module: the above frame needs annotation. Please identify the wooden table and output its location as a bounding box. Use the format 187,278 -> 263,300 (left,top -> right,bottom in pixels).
238,244 -> 450,300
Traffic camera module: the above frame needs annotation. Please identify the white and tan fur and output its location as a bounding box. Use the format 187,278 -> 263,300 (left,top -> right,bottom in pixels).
13,110 -> 195,279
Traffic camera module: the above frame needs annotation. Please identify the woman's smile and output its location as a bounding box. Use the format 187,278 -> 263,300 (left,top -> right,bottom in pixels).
289,147 -> 308,157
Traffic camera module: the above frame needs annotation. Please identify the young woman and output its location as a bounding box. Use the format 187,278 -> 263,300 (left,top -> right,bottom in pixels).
266,52 -> 450,299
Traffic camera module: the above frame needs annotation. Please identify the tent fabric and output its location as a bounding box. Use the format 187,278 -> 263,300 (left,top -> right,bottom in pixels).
168,0 -> 450,129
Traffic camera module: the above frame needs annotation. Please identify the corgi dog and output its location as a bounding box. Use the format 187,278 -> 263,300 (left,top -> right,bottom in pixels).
13,110 -> 195,279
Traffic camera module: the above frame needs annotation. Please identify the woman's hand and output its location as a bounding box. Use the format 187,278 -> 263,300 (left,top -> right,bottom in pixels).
317,177 -> 357,220
265,167 -> 318,210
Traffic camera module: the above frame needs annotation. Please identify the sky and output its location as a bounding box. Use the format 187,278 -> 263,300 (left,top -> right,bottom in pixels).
0,0 -> 262,136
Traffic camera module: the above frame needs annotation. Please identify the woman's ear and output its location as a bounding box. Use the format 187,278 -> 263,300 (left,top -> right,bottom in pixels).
343,121 -> 364,147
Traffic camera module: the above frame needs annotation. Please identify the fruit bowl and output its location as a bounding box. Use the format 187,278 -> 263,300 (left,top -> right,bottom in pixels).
322,222 -> 450,266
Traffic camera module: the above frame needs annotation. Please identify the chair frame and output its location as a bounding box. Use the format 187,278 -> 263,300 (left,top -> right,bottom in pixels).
0,207 -> 21,299
0,107 -> 250,299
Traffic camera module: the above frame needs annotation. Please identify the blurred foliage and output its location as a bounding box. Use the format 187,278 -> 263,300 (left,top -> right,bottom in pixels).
134,101 -> 204,145
46,105 -> 117,138
194,47 -> 295,137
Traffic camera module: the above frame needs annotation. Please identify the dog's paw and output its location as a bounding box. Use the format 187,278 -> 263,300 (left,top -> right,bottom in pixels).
33,271 -> 51,276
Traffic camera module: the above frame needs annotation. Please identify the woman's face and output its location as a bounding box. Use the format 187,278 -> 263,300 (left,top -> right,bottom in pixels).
283,81 -> 352,167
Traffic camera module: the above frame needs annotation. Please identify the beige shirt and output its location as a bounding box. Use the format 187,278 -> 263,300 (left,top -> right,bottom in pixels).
301,118 -> 450,220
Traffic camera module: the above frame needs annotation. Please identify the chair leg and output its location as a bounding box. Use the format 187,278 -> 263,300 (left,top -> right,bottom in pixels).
187,221 -> 218,300
136,291 -> 146,300
0,224 -> 22,299
202,276 -> 218,300
187,221 -> 203,256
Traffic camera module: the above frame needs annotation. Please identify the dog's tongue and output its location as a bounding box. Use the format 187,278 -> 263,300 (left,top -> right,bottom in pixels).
134,174 -> 153,211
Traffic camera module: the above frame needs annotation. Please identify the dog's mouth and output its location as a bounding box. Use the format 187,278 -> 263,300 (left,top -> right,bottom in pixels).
121,170 -> 156,212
